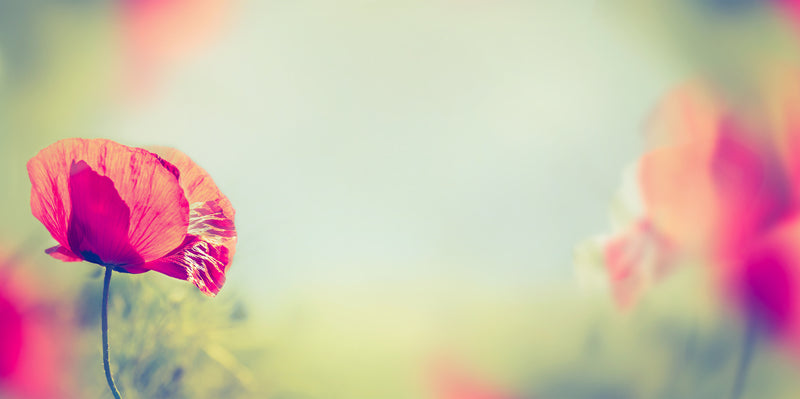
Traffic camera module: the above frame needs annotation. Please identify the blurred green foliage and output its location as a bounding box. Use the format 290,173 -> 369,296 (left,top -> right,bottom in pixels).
605,0 -> 800,105
72,271 -> 262,399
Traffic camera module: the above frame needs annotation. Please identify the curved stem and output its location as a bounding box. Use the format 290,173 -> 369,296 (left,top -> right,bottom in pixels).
731,317 -> 758,399
102,266 -> 122,399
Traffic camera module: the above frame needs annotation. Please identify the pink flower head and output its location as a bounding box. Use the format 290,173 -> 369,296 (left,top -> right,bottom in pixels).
604,79 -> 800,335
27,138 -> 236,296
638,83 -> 791,258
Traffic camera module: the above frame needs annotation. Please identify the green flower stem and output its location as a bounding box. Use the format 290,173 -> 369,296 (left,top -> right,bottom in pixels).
102,266 -> 122,399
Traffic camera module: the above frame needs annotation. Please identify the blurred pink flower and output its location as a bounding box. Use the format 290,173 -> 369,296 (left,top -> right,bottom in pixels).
640,83 -> 792,256
0,260 -> 76,399
430,359 -> 520,399
121,0 -> 235,97
603,78 -> 800,338
773,0 -> 800,27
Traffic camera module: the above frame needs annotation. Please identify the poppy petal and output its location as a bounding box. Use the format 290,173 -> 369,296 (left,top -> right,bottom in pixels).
149,147 -> 235,219
44,246 -> 82,263
67,161 -> 143,266
27,139 -> 189,263
28,161 -> 71,253
143,235 -> 229,296
150,146 -> 236,256
187,199 -> 236,245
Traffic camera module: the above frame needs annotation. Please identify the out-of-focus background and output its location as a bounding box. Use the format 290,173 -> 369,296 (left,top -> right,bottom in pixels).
4,1 -> 800,398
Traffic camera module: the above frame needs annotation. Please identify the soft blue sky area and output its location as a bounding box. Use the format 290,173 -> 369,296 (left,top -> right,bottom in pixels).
116,0 -> 674,301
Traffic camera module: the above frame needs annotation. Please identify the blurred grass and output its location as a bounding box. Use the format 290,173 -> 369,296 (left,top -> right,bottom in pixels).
8,228 -> 800,399
70,271 -> 261,399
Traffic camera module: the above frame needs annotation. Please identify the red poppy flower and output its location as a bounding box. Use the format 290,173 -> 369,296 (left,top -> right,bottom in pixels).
27,138 -> 236,296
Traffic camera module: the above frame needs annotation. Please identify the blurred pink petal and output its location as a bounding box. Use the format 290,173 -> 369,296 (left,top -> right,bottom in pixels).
639,83 -> 790,258
121,0 -> 235,97
718,213 -> 800,345
605,80 -> 795,318
0,259 -> 77,399
638,82 -> 725,252
430,359 -> 520,399
604,218 -> 675,309
773,0 -> 800,29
